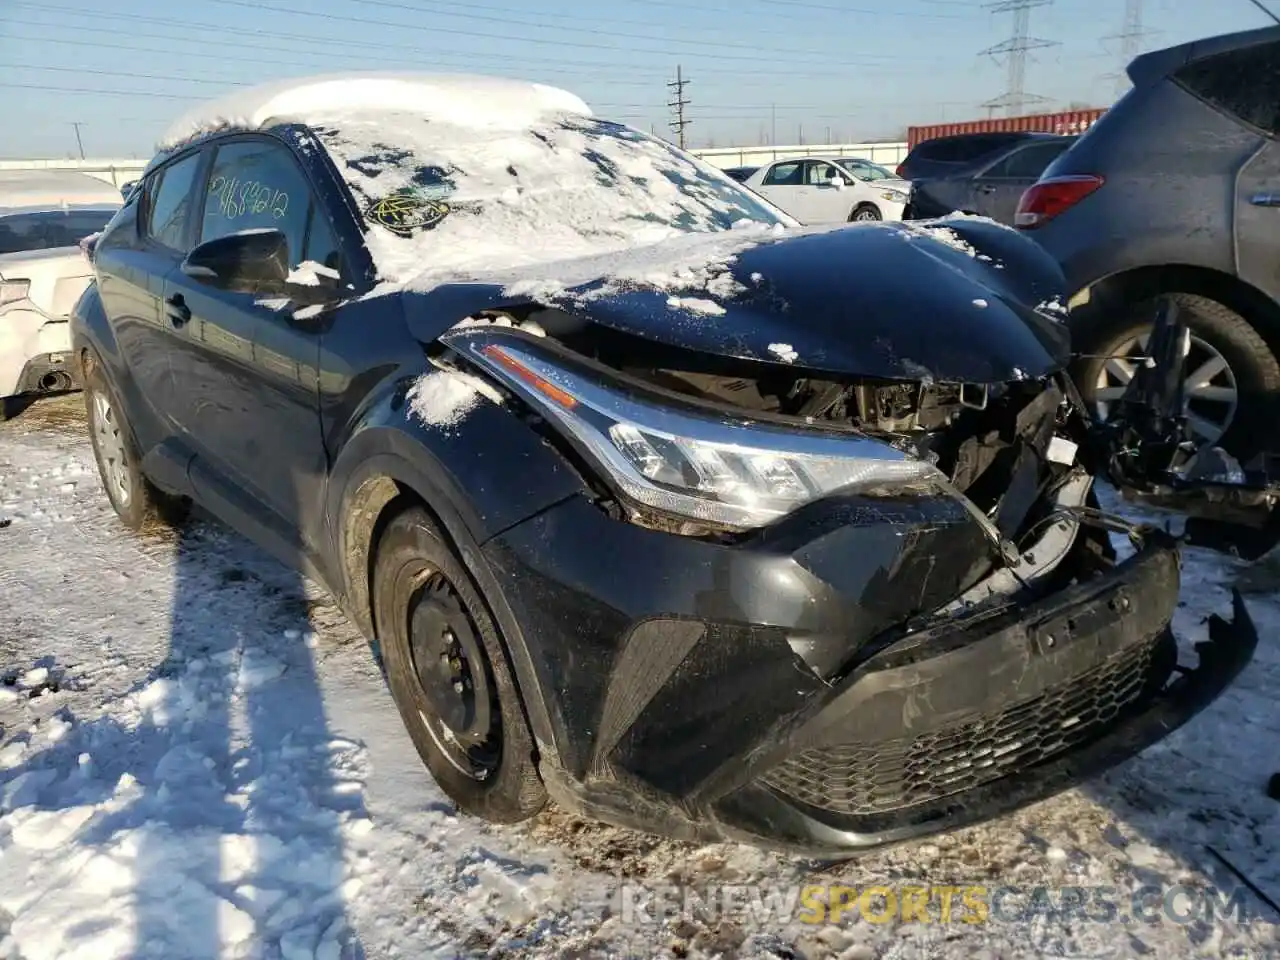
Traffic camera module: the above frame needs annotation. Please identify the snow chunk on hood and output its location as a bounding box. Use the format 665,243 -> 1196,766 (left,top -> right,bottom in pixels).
158,72 -> 591,149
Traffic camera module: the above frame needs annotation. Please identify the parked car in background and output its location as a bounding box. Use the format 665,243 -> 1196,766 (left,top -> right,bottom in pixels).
0,170 -> 122,417
895,130 -> 1044,181
1017,25 -> 1280,458
834,156 -> 908,189
721,165 -> 757,182
743,156 -> 908,222
903,133 -> 1074,225
71,73 -> 1259,855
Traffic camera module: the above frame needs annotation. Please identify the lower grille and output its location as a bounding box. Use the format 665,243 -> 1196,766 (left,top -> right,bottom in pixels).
763,631 -> 1171,817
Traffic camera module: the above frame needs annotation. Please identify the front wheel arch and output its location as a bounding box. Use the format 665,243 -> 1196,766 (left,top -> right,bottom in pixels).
332,454 -> 563,767
849,202 -> 882,222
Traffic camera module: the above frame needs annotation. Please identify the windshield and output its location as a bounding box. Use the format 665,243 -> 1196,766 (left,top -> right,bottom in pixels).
311,113 -> 791,283
0,207 -> 118,256
837,159 -> 896,182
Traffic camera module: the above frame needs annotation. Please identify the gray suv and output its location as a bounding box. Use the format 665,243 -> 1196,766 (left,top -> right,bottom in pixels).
1018,26 -> 1280,461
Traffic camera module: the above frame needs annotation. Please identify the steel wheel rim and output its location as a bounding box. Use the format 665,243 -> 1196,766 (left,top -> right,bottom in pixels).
407,570 -> 500,781
853,208 -> 879,221
91,390 -> 132,508
1093,331 -> 1239,444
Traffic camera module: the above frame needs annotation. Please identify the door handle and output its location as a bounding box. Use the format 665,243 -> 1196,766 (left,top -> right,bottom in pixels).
1250,193 -> 1280,207
165,293 -> 191,327
977,183 -> 997,194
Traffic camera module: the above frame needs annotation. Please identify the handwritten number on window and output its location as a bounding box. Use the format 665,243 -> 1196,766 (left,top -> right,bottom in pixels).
208,175 -> 289,223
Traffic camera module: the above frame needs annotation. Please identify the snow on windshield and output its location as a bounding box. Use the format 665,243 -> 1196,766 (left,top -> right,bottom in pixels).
308,111 -> 790,289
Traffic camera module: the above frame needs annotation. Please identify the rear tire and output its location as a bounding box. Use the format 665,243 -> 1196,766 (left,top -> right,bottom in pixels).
1073,293 -> 1280,463
372,505 -> 545,823
849,203 -> 882,222
84,366 -> 190,531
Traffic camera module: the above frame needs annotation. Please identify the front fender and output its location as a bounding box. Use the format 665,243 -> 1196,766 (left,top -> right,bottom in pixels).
325,380 -> 591,755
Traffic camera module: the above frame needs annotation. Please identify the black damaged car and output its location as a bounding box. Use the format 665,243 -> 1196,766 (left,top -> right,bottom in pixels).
71,74 -> 1264,854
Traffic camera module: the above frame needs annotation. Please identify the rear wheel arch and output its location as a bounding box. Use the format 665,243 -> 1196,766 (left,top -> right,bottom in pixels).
1075,264 -> 1280,355
1071,264 -> 1280,457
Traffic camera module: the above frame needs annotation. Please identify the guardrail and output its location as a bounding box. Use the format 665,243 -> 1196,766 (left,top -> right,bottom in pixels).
5,143 -> 913,184
0,158 -> 148,187
691,142 -> 909,169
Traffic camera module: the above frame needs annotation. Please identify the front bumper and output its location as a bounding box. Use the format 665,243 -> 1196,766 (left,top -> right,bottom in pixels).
485,495 -> 1257,854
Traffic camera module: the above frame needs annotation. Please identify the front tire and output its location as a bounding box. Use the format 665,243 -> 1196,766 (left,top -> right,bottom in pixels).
1073,293 -> 1280,461
372,505 -> 545,823
83,365 -> 189,531
849,203 -> 882,222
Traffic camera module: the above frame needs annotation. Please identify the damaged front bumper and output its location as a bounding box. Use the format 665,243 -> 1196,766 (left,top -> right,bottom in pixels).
485,490 -> 1258,854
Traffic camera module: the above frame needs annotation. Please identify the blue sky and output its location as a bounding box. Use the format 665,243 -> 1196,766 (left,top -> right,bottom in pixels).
0,0 -> 1274,158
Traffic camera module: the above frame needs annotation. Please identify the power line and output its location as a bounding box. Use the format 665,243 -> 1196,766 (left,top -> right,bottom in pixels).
979,0 -> 1058,117
667,66 -> 691,149
7,1 -> 949,74
627,0 -> 974,20
203,0 -> 878,67
346,0 -> 917,59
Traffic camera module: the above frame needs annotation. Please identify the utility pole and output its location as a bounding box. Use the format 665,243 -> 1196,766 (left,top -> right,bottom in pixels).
70,122 -> 85,160
770,103 -> 777,147
980,0 -> 1058,118
666,66 -> 690,150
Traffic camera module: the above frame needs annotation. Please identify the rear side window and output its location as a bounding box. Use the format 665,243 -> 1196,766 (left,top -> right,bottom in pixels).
983,141 -> 1071,178
0,208 -> 117,255
146,153 -> 202,251
763,162 -> 803,186
1175,40 -> 1280,136
912,134 -> 1027,163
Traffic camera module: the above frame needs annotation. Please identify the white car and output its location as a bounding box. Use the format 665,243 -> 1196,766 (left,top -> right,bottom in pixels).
742,156 -> 909,224
834,156 -> 911,192
0,171 -> 122,416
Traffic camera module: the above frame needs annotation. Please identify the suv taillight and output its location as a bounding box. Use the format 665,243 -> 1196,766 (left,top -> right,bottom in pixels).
1015,175 -> 1105,228
895,162 -> 906,177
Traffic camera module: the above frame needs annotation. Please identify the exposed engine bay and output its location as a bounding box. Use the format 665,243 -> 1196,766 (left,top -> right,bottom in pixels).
459,304 -> 1093,553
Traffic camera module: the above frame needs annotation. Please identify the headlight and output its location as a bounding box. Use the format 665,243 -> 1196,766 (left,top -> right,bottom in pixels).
443,329 -> 941,529
881,190 -> 907,203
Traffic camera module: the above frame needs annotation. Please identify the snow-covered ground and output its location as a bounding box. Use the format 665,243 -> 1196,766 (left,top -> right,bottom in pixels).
0,395 -> 1277,960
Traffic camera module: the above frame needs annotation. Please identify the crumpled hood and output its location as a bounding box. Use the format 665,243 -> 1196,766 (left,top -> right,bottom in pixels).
403,216 -> 1071,384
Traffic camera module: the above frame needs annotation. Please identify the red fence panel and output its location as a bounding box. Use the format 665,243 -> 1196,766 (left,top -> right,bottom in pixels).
906,109 -> 1107,149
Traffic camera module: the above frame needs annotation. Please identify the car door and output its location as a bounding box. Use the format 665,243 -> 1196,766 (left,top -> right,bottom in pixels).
969,141 -> 1071,224
800,160 -> 857,223
95,149 -> 206,455
753,161 -> 815,221
163,134 -> 334,537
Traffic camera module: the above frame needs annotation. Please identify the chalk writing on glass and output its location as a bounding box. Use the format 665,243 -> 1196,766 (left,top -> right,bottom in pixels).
207,175 -> 289,222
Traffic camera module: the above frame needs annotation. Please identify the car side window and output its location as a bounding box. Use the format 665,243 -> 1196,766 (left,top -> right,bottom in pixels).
199,139 -> 322,271
146,152 -> 202,251
763,162 -> 803,186
804,161 -> 847,186
1175,40 -> 1280,136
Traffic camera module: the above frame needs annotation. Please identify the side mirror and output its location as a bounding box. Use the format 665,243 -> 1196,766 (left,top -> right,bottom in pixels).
181,229 -> 291,294
828,176 -> 845,190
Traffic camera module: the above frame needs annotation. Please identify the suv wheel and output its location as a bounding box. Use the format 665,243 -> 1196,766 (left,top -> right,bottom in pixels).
849,204 -> 882,222
372,505 -> 546,823
84,366 -> 190,531
1074,294 -> 1280,461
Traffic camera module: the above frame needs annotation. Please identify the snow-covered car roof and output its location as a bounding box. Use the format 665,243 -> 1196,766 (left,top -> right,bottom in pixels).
151,72 -> 795,295
0,171 -> 123,215
159,72 -> 593,150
